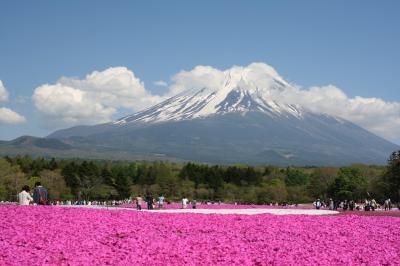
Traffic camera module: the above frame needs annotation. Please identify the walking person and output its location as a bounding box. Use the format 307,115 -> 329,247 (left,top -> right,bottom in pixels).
343,200 -> 348,211
18,185 -> 33,205
158,194 -> 165,209
33,182 -> 48,205
384,199 -> 392,211
329,198 -> 334,210
135,195 -> 143,210
349,200 -> 355,211
145,193 -> 153,210
182,196 -> 189,209
315,199 -> 322,210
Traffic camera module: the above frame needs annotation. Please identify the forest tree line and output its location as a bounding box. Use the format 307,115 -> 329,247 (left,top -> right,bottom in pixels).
0,151 -> 399,204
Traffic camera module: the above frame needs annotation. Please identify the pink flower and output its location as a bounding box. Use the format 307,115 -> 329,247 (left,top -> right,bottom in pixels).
0,205 -> 399,265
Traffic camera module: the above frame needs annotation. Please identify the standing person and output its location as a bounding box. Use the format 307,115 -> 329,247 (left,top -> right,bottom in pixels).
371,199 -> 377,211
349,200 -> 355,211
145,193 -> 153,210
135,195 -> 143,210
329,198 -> 334,210
18,185 -> 33,205
385,199 -> 392,211
33,182 -> 48,205
182,196 -> 189,209
343,200 -> 348,211
192,199 -> 197,209
315,199 -> 322,210
158,195 -> 165,209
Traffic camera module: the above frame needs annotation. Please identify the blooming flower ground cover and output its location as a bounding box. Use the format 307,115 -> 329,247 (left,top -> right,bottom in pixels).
1,205 -> 399,265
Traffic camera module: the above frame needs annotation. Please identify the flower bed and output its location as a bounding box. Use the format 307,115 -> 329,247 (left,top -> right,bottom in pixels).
0,205 -> 399,265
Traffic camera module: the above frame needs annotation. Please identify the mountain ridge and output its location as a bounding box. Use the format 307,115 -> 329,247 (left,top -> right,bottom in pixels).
2,64 -> 398,165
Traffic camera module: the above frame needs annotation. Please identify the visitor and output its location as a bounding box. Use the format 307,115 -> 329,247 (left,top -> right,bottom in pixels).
182,196 -> 189,209
18,185 -> 33,205
33,182 -> 48,205
384,199 -> 391,211
192,199 -> 197,209
329,198 -> 334,210
349,200 -> 355,211
136,195 -> 143,210
145,193 -> 153,210
343,200 -> 348,211
158,195 -> 165,209
364,199 -> 371,211
371,199 -> 377,211
315,199 -> 322,210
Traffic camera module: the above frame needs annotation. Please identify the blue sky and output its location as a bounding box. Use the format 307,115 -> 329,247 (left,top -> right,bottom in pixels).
0,1 -> 399,142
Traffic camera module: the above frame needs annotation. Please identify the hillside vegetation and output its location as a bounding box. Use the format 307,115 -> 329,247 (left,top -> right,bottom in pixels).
1,152 -> 399,204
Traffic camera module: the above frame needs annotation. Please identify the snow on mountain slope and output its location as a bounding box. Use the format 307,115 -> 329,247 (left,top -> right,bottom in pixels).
114,68 -> 304,125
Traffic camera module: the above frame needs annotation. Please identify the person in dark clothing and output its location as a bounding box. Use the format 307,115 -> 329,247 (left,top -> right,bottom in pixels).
33,182 -> 48,205
192,199 -> 197,209
145,193 -> 153,210
349,200 -> 355,211
343,200 -> 348,211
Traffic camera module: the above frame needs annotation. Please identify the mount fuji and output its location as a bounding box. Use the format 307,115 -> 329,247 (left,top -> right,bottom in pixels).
2,65 -> 397,165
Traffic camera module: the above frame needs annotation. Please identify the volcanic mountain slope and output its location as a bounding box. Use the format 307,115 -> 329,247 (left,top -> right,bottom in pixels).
2,64 -> 398,165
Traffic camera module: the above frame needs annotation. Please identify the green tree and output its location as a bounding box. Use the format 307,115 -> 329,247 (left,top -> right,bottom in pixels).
329,167 -> 367,201
115,171 -> 131,199
307,168 -> 337,199
61,162 -> 81,194
285,167 -> 309,186
382,151 -> 400,202
39,170 -> 71,200
0,158 -> 27,201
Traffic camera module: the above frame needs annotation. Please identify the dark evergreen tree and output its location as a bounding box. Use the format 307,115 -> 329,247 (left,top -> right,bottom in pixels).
328,167 -> 367,201
61,162 -> 81,194
285,168 -> 309,186
115,171 -> 131,199
383,151 -> 400,202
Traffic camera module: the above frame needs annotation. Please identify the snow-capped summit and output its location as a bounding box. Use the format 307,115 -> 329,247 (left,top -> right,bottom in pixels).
114,66 -> 303,125
45,63 -> 398,165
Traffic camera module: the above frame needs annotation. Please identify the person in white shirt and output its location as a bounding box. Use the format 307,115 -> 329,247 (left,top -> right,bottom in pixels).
182,197 -> 189,209
18,185 -> 33,205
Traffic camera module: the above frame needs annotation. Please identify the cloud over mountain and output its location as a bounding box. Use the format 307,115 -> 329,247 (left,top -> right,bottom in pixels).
168,63 -> 400,142
32,63 -> 400,142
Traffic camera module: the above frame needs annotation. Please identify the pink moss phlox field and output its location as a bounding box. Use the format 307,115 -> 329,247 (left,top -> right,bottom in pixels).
1,206 -> 399,265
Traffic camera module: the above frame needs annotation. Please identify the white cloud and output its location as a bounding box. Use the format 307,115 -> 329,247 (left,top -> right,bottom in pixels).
153,80 -> 168,87
169,65 -> 226,96
0,107 -> 26,124
277,85 -> 400,141
168,63 -> 400,142
169,63 -> 286,96
0,80 -> 9,102
32,67 -> 162,127
31,63 -> 400,142
0,81 -> 26,125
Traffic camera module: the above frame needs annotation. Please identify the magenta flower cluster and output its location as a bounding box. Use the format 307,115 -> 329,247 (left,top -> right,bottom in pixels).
0,205 -> 399,265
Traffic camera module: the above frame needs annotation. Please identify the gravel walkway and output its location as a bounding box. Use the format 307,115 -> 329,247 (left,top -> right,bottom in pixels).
57,205 -> 339,215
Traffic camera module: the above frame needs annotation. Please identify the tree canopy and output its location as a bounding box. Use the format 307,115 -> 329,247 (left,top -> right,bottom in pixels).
0,152 -> 398,204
